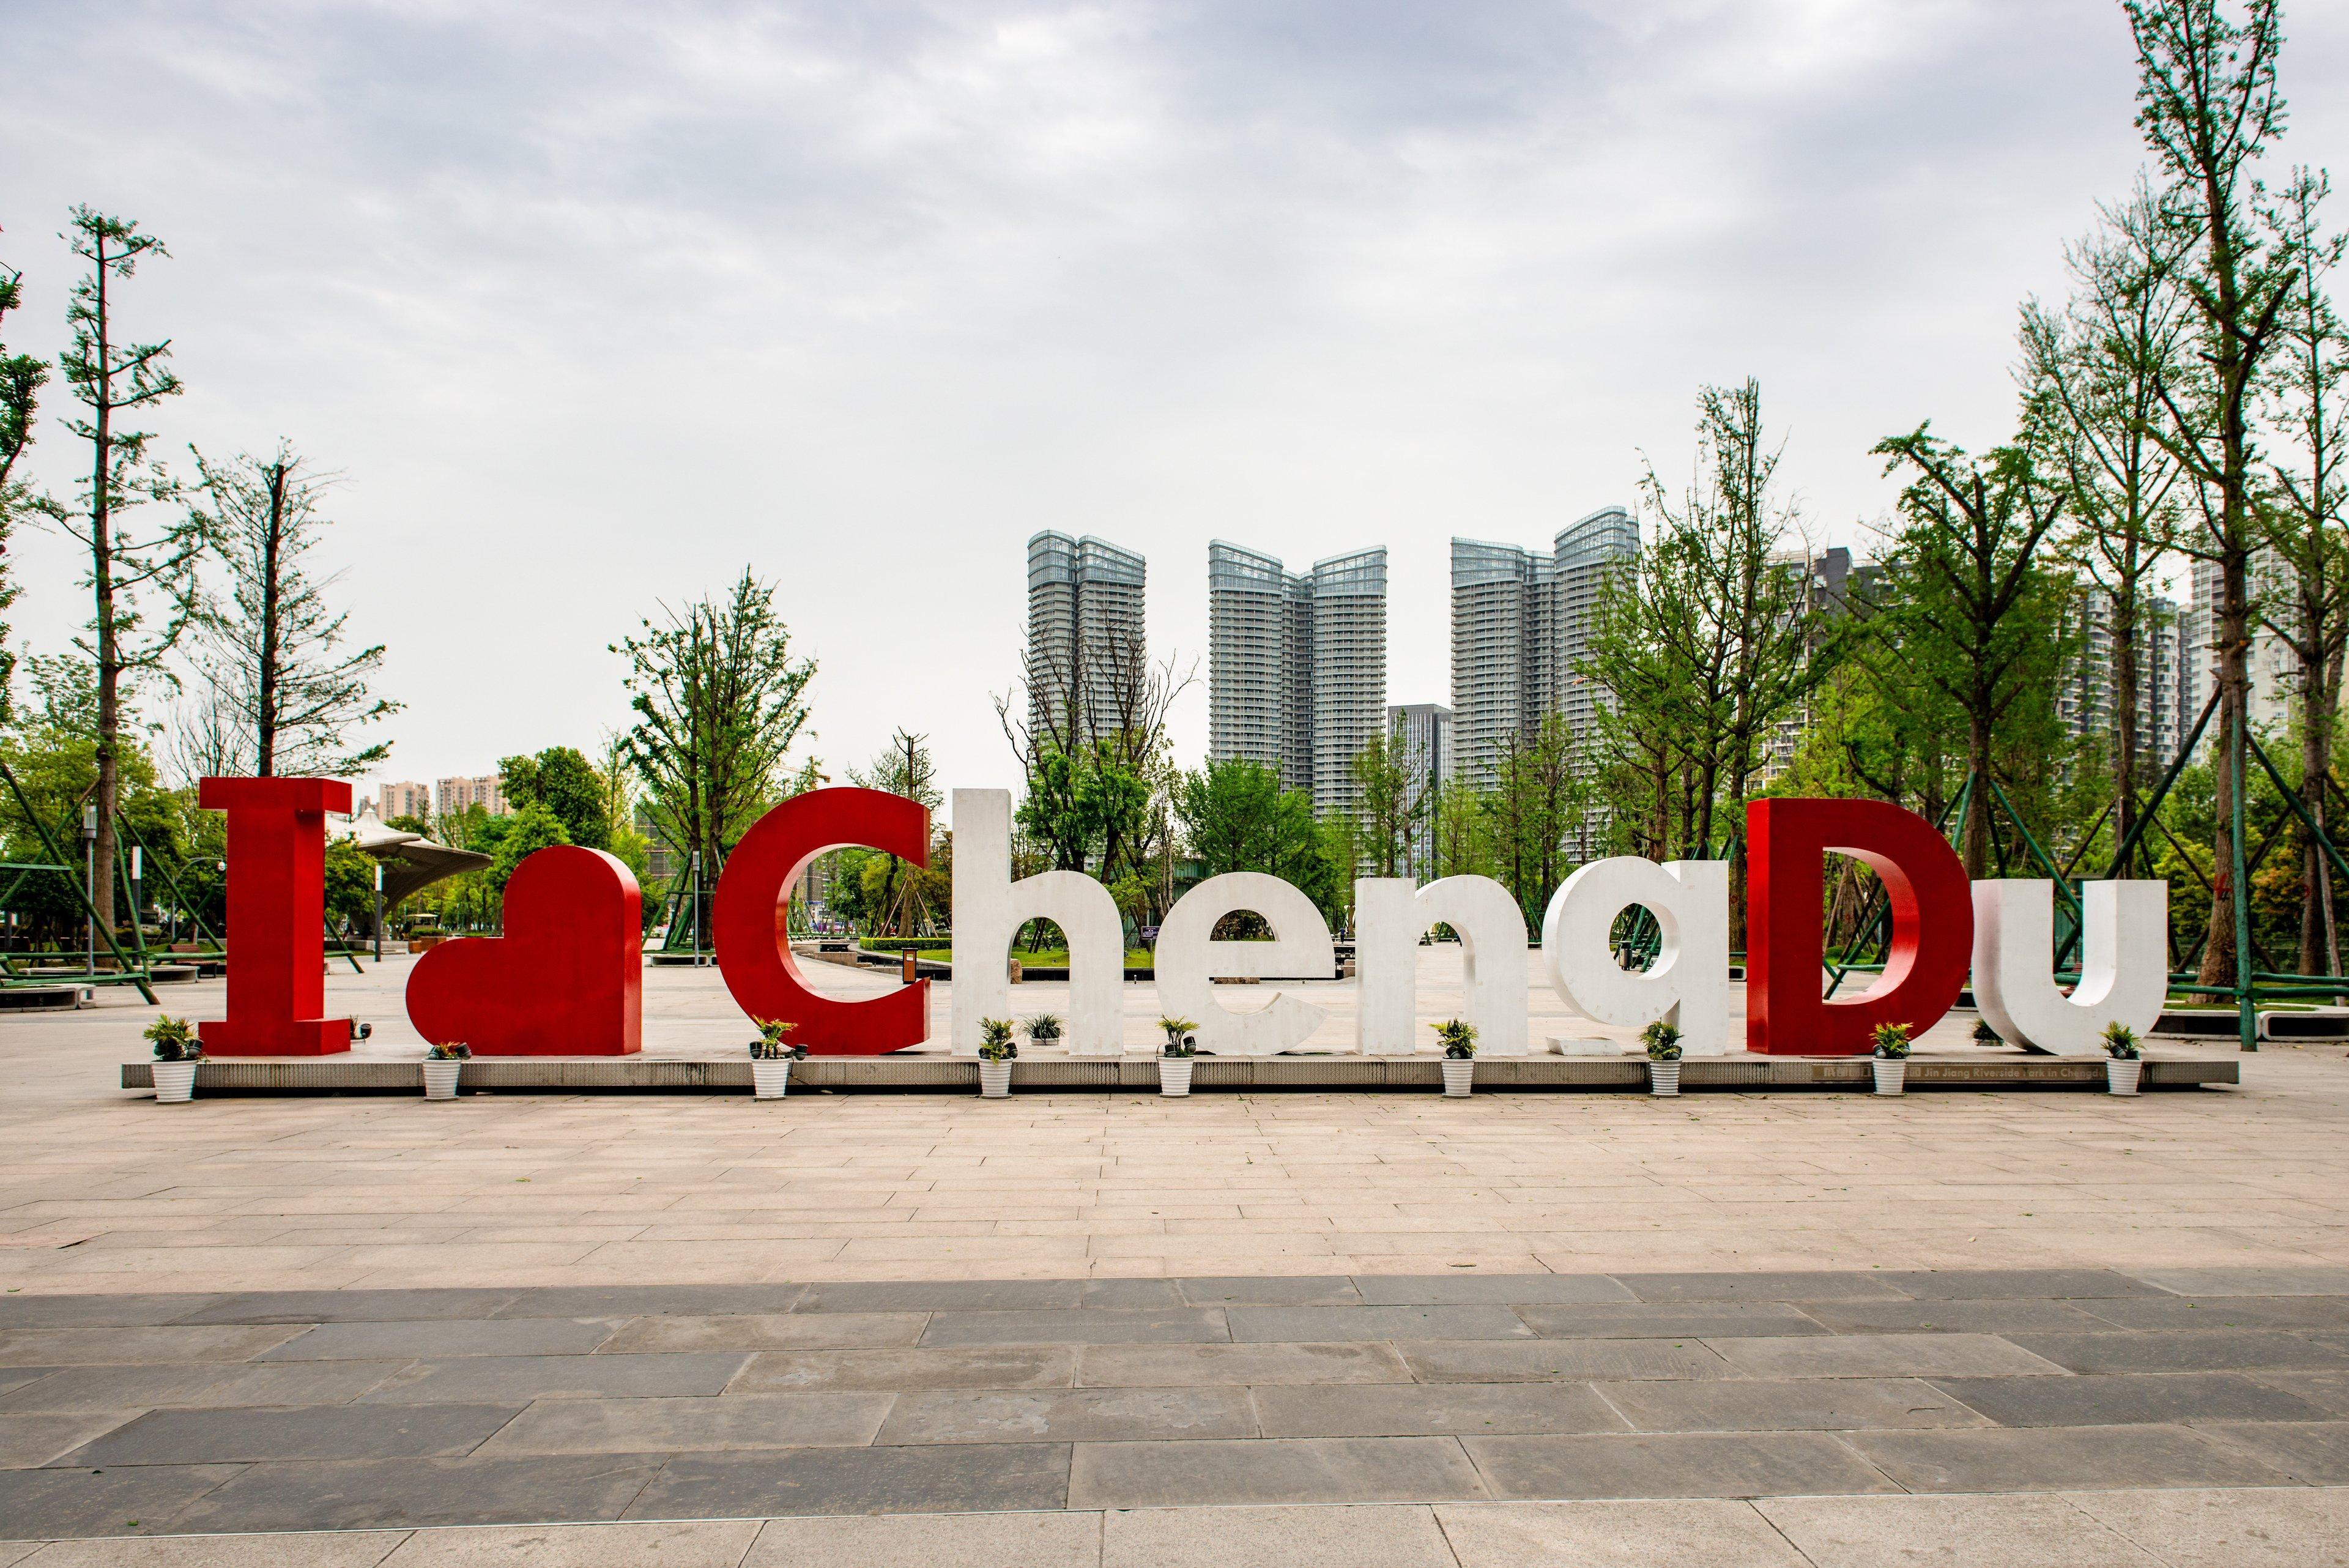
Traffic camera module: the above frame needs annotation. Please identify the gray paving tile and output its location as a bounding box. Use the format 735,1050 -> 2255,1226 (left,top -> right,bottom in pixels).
2007,1330 -> 2349,1373
631,1442 -> 1070,1517
735,1347 -> 1078,1392
2248,1367 -> 2349,1417
1933,1372 -> 2333,1428
0,1462 -> 242,1539
387,1520 -> 761,1567
1797,1299 -> 2113,1336
358,1353 -> 749,1403
603,1313 -> 925,1353
1845,1424 -> 2295,1492
490,1284 -> 808,1319
1463,1430 -> 1902,1500
261,1317 -> 622,1361
1104,1503 -> 1457,1567
172,1453 -> 667,1532
919,1310 -> 1228,1347
0,1368 -> 54,1399
475,1392 -> 892,1455
0,1411 -> 140,1467
1399,1340 -> 1732,1383
0,1295 -> 223,1329
1083,1279 -> 1186,1309
878,1387 -> 1252,1443
1178,1276 -> 1364,1307
1516,1302 -> 1830,1340
1705,1333 -> 2071,1378
1594,1377 -> 1990,1432
1227,1306 -> 1532,1343
0,1326 -> 304,1367
2068,1483 -> 2349,1567
1078,1343 -> 1409,1388
1613,1272 -> 1908,1304
2082,1296 -> 2349,1332
1441,1498 -> 1814,1567
1252,1382 -> 1625,1438
0,1361 -> 404,1413
1070,1435 -> 1486,1507
2126,1266 -> 2349,1297
1350,1275 -> 1636,1306
1879,1269 -> 2170,1301
37,1527 -> 418,1565
61,1402 -> 522,1465
798,1280 -> 1082,1312
749,1511 -> 1100,1568
1762,1493 -> 2164,1567
176,1290 -> 522,1325
2195,1419 -> 2349,1482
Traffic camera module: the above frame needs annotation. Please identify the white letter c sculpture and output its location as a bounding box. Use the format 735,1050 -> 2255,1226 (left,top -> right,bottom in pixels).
1542,857 -> 1731,1054
1972,879 -> 2166,1057
1156,872 -> 1335,1056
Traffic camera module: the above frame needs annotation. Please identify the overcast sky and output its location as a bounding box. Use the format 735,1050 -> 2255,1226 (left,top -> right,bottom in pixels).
6,0 -> 2347,801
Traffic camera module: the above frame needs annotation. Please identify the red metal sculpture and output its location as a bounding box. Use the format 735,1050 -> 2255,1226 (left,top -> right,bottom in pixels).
406,846 -> 643,1055
197,776 -> 352,1057
1746,797 -> 1973,1055
713,787 -> 930,1053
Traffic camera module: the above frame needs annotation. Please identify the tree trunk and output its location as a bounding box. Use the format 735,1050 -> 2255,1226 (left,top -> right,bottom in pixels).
2199,553 -> 2250,989
2298,593 -> 2337,978
89,244 -> 117,938
2111,594 -> 2140,877
255,462 -> 284,776
1961,711 -> 1992,879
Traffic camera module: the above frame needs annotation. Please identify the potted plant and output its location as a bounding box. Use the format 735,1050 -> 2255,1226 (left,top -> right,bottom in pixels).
1434,1019 -> 1477,1096
423,1042 -> 470,1101
1159,1022 -> 1198,1098
2103,1021 -> 2142,1096
750,1019 -> 806,1099
1871,1022 -> 1911,1096
145,1016 -> 202,1104
1024,1014 -> 1064,1052
1643,1020 -> 1683,1098
978,1019 -> 1017,1098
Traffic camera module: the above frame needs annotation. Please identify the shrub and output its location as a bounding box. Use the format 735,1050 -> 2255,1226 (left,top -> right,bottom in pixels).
1871,1022 -> 1912,1060
1642,1020 -> 1683,1062
145,1015 -> 201,1063
978,1019 -> 1019,1061
1433,1019 -> 1477,1059
2102,1022 -> 2142,1060
751,1019 -> 806,1061
1023,1014 -> 1064,1046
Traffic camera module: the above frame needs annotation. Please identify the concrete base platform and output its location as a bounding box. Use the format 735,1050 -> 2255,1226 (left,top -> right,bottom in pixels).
118,1050 -> 2240,1095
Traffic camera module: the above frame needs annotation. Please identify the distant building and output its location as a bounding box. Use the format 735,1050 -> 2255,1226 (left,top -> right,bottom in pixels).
2183,552 -> 2296,753
377,780 -> 434,822
436,775 -> 510,819
2058,590 -> 2190,773
1026,531 -> 1147,750
1387,703 -> 1453,879
1207,542 -> 1388,817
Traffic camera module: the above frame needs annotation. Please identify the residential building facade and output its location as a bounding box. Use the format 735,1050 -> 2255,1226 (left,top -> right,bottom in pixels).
436,775 -> 510,819
1207,541 -> 1389,817
376,781 -> 434,822
1387,702 -> 1454,879
1026,531 -> 1148,750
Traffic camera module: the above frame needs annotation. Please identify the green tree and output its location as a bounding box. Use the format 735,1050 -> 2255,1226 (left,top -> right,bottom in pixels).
1349,723 -> 1424,880
0,250 -> 47,726
850,729 -> 940,936
490,804 -> 571,892
500,745 -> 612,850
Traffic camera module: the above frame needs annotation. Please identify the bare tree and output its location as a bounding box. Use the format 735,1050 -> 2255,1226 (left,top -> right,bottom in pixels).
0,252 -> 46,726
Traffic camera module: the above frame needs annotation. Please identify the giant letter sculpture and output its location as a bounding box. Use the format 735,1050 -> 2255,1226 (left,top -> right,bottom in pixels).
197,776 -> 351,1056
1748,797 -> 1971,1055
1541,858 -> 1731,1055
714,787 -> 930,1054
1355,876 -> 1529,1056
406,847 -> 642,1055
1156,873 -> 1335,1057
1973,879 -> 2167,1056
950,789 -> 1124,1056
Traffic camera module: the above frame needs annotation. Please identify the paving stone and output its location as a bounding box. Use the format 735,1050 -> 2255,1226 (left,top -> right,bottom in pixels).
2247,1367 -> 2349,1417
601,1313 -> 924,1353
1704,1333 -> 2070,1378
176,1290 -> 523,1325
1878,1269 -> 2170,1301
0,1327 -> 303,1368
32,1527 -> 415,1564
1397,1339 -> 1732,1383
748,1510 -> 1099,1568
1761,1493 -> 2163,1567
358,1353 -> 749,1404
1844,1424 -> 2294,1492
1796,1299 -> 2113,1336
489,1284 -> 808,1320
2006,1331 -> 2349,1373
1612,1272 -> 1909,1304
2193,1420 -> 2349,1483
919,1310 -> 1227,1347
1177,1277 -> 1363,1307
170,1454 -> 666,1533
1438,1498 -> 1813,1566
1594,1376 -> 1989,1432
1082,1279 -> 1186,1309
259,1318 -> 622,1361
629,1442 -> 1070,1518
61,1402 -> 523,1465
475,1392 -> 891,1455
735,1347 -> 1077,1392
1350,1275 -> 1636,1306
0,1411 -> 139,1468
1069,1435 -> 1486,1508
0,1462 -> 242,1539
2126,1266 -> 2349,1298
1252,1382 -> 1625,1438
0,1369 -> 54,1399
2067,1484 -> 2349,1568
1462,1430 -> 1901,1500
0,1296 -> 225,1329
1226,1306 -> 1532,1343
878,1387 -> 1252,1444
384,1519 -> 763,1567
1932,1372 -> 2332,1428
1515,1302 -> 1830,1340
1077,1343 -> 1409,1388
796,1281 -> 1083,1312
0,1362 -> 405,1414
1102,1503 -> 1455,1567
2081,1296 -> 2349,1332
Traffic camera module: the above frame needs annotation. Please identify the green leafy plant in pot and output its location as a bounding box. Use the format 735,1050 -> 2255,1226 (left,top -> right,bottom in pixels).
1434,1019 -> 1478,1096
1023,1014 -> 1064,1050
2102,1021 -> 2143,1096
1870,1022 -> 1910,1096
750,1019 -> 805,1099
977,1018 -> 1018,1097
1642,1020 -> 1683,1098
422,1041 -> 470,1101
1157,1019 -> 1199,1096
145,1015 -> 203,1103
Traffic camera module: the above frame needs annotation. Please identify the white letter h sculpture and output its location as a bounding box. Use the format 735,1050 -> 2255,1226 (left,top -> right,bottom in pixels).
949,789 -> 1126,1056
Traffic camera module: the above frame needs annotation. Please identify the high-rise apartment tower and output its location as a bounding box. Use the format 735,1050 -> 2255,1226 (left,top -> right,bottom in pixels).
1026,532 -> 1147,748
1208,542 -> 1389,817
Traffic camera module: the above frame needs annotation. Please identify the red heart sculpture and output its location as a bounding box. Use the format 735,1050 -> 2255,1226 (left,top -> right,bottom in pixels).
406,845 -> 642,1055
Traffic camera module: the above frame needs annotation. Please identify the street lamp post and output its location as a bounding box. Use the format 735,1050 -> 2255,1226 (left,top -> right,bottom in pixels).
81,803 -> 97,975
374,863 -> 385,963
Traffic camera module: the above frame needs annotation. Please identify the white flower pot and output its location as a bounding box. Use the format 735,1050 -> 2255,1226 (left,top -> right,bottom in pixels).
1441,1058 -> 1475,1097
979,1060 -> 1013,1098
1649,1060 -> 1680,1097
752,1059 -> 793,1099
422,1061 -> 463,1100
1160,1058 -> 1193,1097
2107,1058 -> 2142,1096
1873,1058 -> 1907,1096
152,1060 -> 198,1103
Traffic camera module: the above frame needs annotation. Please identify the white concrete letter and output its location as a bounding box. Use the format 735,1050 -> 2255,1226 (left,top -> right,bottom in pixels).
949,789 -> 1125,1057
1356,876 -> 1529,1057
1972,879 -> 2167,1056
1156,872 -> 1334,1057
1541,858 -> 1731,1055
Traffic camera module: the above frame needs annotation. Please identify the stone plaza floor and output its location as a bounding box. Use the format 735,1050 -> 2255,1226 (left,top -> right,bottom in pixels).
4,955 -> 2349,1560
